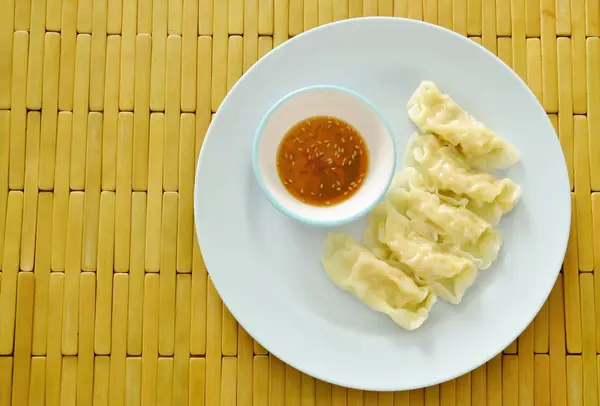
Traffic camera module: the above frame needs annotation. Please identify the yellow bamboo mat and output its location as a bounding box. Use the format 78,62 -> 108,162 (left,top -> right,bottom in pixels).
0,0 -> 595,404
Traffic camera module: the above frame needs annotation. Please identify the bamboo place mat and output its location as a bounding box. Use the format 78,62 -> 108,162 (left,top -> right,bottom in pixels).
0,0 -> 597,404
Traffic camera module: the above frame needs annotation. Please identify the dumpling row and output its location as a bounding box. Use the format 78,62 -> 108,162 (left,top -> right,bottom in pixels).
321,81 -> 521,331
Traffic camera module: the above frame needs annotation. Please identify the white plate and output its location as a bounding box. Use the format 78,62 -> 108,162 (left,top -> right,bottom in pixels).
194,17 -> 570,391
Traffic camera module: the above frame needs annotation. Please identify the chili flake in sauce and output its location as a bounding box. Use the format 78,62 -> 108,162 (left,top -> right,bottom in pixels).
276,115 -> 369,206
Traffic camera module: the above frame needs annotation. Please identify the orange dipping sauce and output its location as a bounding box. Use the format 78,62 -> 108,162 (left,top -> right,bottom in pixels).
276,115 -> 369,206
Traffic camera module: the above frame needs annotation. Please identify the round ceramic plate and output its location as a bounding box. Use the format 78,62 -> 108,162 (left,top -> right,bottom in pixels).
194,17 -> 570,391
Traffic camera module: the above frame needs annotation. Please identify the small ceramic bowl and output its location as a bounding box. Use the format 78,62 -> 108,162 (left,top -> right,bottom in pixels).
252,85 -> 396,226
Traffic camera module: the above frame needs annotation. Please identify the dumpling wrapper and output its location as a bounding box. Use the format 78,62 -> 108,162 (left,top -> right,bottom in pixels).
388,168 -> 502,269
381,204 -> 479,304
405,133 -> 521,225
407,80 -> 520,171
362,202 -> 394,260
384,258 -> 478,306
322,233 -> 437,331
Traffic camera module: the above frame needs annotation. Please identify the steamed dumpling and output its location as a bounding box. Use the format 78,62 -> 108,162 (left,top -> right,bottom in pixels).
405,133 -> 521,225
363,201 -> 480,304
387,168 -> 502,269
407,81 -> 520,171
322,233 -> 436,330
381,203 -> 478,304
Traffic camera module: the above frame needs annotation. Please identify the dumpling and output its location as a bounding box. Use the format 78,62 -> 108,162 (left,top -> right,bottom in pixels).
389,168 -> 489,244
405,133 -> 521,225
407,81 -> 520,171
381,203 -> 478,304
322,233 -> 437,331
387,168 -> 502,269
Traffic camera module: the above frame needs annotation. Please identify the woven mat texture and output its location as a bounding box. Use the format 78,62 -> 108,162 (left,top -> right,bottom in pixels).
0,0 -> 596,404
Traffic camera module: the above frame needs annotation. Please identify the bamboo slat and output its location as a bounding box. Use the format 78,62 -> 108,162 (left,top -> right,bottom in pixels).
0,1 -> 595,404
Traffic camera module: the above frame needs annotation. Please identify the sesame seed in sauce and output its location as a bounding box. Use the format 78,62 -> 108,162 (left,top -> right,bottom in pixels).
276,115 -> 368,206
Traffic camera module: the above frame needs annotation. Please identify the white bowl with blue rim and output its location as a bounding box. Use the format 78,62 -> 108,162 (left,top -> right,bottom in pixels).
252,85 -> 396,226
